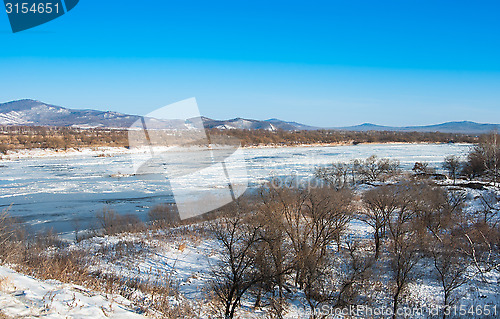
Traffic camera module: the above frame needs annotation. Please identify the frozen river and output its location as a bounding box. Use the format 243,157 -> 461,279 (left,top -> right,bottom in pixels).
0,143 -> 471,234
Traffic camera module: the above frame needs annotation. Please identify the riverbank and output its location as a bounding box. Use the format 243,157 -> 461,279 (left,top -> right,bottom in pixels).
0,141 -> 473,161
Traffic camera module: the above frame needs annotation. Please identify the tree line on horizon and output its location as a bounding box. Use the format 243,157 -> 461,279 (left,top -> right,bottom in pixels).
0,125 -> 480,154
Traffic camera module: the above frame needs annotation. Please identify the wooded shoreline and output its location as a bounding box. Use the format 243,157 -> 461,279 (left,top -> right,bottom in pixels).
0,125 -> 480,155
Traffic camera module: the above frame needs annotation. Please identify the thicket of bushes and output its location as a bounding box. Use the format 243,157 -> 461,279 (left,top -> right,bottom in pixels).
315,154 -> 401,189
441,132 -> 500,185
209,180 -> 499,318
207,138 -> 499,318
311,131 -> 499,189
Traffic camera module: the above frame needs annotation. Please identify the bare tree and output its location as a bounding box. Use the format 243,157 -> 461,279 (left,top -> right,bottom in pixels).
386,183 -> 420,319
271,186 -> 352,288
316,155 -> 400,188
300,239 -> 374,318
210,210 -> 266,319
481,131 -> 499,186
332,240 -> 374,308
410,183 -> 464,244
477,191 -> 500,227
252,199 -> 296,318
412,161 -> 435,175
409,185 -> 470,319
462,150 -> 487,180
356,155 -> 400,183
461,223 -> 500,281
258,184 -> 354,316
443,155 -> 462,185
305,187 -> 354,253
301,246 -> 331,318
462,131 -> 500,183
431,236 -> 470,319
361,185 -> 399,259
260,185 -> 309,289
315,163 -> 352,190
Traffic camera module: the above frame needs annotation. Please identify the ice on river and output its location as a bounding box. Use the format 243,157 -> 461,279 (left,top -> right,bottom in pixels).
0,143 -> 472,234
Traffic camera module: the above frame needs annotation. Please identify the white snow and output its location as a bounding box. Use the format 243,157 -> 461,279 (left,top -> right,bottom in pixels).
0,265 -> 146,318
0,111 -> 34,125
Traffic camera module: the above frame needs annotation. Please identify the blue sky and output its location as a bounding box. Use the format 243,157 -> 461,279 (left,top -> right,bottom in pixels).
0,0 -> 499,126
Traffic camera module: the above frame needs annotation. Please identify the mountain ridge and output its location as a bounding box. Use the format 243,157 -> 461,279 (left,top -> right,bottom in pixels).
0,99 -> 498,134
337,121 -> 499,134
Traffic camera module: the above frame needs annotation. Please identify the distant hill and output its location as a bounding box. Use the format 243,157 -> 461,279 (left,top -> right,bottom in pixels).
0,99 -> 140,128
201,117 -> 318,131
0,99 -> 318,131
264,118 -> 319,131
337,121 -> 499,135
0,99 -> 498,134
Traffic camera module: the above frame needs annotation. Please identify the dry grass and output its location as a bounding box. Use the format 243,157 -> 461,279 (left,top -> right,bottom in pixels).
0,207 -> 197,317
12,237 -> 196,317
0,276 -> 9,291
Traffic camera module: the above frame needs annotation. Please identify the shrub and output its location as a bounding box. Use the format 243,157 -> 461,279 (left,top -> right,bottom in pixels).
0,210 -> 25,264
443,155 -> 462,184
95,208 -> 145,235
148,204 -> 180,229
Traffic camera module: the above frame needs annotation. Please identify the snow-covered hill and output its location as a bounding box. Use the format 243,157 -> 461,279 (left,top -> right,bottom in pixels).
0,100 -> 140,128
0,100 -> 317,131
0,265 -> 146,318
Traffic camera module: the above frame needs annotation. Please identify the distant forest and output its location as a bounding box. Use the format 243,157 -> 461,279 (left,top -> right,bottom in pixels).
208,128 -> 478,146
0,126 -> 479,154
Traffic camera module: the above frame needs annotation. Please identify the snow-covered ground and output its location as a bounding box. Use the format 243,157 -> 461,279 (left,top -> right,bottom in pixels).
1,193 -> 499,318
0,265 -> 146,318
54,181 -> 499,318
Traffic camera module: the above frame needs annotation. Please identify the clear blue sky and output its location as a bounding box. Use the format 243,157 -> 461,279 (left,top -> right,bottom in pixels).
1,0 -> 499,126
